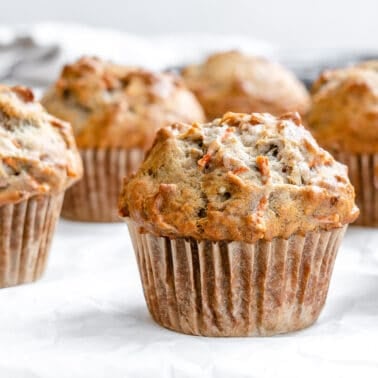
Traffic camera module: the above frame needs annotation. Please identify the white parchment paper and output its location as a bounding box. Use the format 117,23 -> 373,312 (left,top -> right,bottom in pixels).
0,221 -> 377,378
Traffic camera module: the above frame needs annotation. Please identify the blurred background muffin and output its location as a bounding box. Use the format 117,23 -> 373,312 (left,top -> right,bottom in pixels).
181,51 -> 310,120
42,56 -> 205,222
0,85 -> 82,287
307,63 -> 378,226
120,111 -> 358,336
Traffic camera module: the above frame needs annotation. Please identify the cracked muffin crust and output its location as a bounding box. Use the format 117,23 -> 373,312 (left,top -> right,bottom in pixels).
308,65 -> 378,154
120,112 -> 358,243
181,51 -> 310,120
0,85 -> 82,206
42,56 -> 205,151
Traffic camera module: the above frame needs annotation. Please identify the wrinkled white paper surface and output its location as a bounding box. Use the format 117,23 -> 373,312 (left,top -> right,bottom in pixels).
0,221 -> 377,378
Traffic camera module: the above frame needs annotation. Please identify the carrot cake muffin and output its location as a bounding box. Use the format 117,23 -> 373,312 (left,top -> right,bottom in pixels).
182,51 -> 310,120
120,111 -> 358,336
0,85 -> 82,287
42,56 -> 205,222
307,64 -> 378,226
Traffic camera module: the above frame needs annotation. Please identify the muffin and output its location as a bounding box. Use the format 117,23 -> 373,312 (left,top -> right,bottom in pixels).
307,64 -> 378,226
0,85 -> 82,287
42,56 -> 205,222
182,51 -> 310,120
119,112 -> 358,336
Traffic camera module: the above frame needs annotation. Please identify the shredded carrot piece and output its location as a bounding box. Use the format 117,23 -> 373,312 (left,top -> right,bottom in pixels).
3,157 -> 18,170
198,153 -> 211,169
232,166 -> 249,175
256,156 -> 270,184
221,127 -> 235,142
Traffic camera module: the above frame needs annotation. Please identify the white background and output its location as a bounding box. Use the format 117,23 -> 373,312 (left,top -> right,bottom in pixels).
0,0 -> 377,49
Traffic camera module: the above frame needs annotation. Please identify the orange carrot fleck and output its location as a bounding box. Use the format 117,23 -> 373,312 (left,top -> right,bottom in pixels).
221,127 -> 235,142
256,156 -> 270,184
232,166 -> 249,175
198,153 -> 211,169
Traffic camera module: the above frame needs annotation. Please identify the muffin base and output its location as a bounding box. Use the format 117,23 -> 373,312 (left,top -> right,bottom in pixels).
0,194 -> 64,288
127,221 -> 347,337
62,148 -> 144,222
334,152 -> 378,227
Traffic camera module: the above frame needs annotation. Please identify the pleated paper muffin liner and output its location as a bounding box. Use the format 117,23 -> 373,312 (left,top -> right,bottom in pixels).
0,193 -> 64,288
334,152 -> 378,227
127,220 -> 347,337
61,148 -> 144,222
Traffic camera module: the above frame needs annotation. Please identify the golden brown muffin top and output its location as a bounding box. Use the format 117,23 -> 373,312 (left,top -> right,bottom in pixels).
181,51 -> 310,120
0,85 -> 82,206
120,112 -> 358,243
307,64 -> 378,153
42,56 -> 205,150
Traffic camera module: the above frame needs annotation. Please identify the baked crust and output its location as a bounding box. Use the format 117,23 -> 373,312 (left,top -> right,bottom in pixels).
307,64 -> 378,153
0,85 -> 82,206
42,56 -> 205,150
120,112 -> 358,243
182,51 -> 310,120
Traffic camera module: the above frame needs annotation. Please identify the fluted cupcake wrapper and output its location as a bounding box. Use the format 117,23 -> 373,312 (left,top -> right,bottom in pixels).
334,152 -> 378,227
127,220 -> 347,337
61,148 -> 144,222
0,193 -> 64,288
